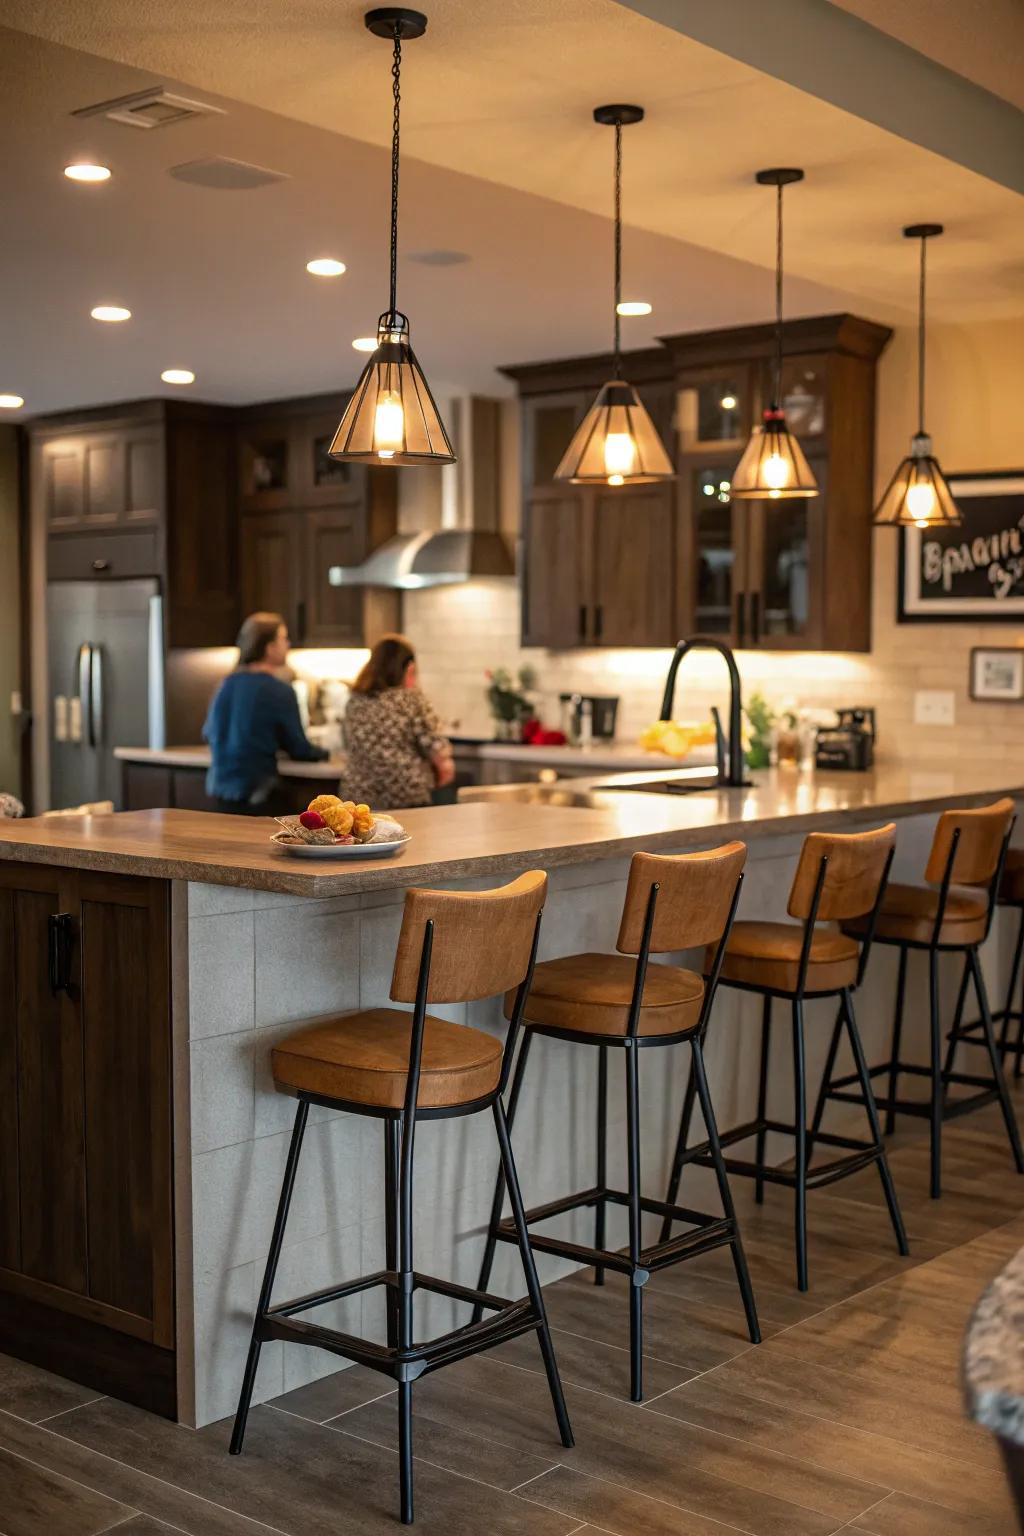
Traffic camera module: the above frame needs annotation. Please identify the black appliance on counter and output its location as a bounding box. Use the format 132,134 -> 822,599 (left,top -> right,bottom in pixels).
815,707 -> 876,771
559,693 -> 619,741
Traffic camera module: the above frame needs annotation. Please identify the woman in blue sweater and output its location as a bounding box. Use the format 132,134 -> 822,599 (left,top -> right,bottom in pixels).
203,612 -> 328,814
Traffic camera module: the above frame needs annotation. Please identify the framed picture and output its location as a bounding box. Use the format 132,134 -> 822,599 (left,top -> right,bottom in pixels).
969,647 -> 1024,702
898,470 -> 1024,622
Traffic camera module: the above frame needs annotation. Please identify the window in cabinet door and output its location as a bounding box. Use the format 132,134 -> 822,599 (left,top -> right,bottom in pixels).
679,377 -> 746,450
693,465 -> 737,635
759,501 -> 812,639
312,434 -> 355,490
525,397 -> 587,486
246,437 -> 288,496
780,357 -> 827,438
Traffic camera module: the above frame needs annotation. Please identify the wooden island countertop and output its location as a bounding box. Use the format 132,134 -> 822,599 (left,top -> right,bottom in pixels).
2,763 -> 1022,896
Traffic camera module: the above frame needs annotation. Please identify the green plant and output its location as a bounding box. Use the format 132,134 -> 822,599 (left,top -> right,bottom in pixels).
485,666 -> 536,723
745,689 -> 776,770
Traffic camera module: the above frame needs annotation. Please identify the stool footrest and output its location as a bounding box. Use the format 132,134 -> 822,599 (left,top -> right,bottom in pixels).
492,1186 -> 738,1278
261,1272 -> 537,1382
686,1135 -> 882,1191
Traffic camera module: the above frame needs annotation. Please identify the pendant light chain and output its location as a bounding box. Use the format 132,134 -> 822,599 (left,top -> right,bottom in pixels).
917,232 -> 927,436
389,23 -> 402,318
773,180 -> 784,406
613,118 -> 622,373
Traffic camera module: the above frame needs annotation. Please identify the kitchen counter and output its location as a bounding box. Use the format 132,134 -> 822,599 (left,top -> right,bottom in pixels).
113,744 -> 346,780
3,761 -> 1023,1433
6,762 -> 1023,896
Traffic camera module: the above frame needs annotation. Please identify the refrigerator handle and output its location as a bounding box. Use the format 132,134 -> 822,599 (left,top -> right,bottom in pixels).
75,643 -> 92,749
90,643 -> 104,749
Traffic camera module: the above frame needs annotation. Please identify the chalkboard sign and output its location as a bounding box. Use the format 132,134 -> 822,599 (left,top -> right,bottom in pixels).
899,471 -> 1024,622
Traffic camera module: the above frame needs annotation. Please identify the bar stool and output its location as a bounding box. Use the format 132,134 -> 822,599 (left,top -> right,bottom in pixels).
663,824 -> 908,1293
996,850 -> 1024,1076
815,798 -> 1023,1200
475,841 -> 761,1404
229,872 -> 573,1525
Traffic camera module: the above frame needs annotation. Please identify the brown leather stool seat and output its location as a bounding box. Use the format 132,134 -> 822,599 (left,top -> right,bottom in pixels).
509,952 -> 704,1038
708,920 -> 859,995
1001,849 -> 1024,904
842,882 -> 987,946
272,1007 -> 503,1111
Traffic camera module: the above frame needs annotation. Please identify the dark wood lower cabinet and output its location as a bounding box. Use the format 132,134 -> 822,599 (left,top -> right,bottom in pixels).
0,864 -> 175,1416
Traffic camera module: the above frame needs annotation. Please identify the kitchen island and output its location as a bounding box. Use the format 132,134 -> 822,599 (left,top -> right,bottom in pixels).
1,763 -> 1022,1430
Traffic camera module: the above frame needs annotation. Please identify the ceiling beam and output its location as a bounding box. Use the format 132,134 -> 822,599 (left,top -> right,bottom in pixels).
613,0 -> 1024,197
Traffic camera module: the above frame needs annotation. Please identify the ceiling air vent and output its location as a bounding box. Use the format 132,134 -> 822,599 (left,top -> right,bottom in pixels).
72,88 -> 225,130
169,157 -> 288,191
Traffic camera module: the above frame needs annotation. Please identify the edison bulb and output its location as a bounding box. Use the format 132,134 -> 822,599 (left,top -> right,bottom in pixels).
604,431 -> 636,482
373,391 -> 404,458
907,480 -> 937,525
763,452 -> 790,491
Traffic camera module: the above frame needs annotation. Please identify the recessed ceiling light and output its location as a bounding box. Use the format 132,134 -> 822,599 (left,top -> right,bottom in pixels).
64,162 -> 111,183
351,336 -> 377,352
0,394 -> 24,409
161,368 -> 195,385
91,305 -> 131,322
306,258 -> 346,277
616,300 -> 652,317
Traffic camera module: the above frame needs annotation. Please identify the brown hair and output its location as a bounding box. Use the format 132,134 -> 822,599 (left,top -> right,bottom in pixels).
236,612 -> 286,667
352,634 -> 416,695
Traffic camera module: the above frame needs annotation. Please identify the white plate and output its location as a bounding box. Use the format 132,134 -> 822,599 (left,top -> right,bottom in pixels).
271,832 -> 411,860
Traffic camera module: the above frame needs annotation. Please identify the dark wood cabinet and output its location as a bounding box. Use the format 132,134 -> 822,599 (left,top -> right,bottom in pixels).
33,401 -> 239,648
0,863 -> 174,1416
505,315 -> 890,653
238,393 -> 400,649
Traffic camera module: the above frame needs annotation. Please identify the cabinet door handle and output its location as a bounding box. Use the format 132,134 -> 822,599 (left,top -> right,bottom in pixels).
48,912 -> 72,995
91,559 -> 110,573
594,604 -> 603,642
735,593 -> 746,647
297,600 -> 307,644
578,605 -> 587,642
750,592 -> 761,646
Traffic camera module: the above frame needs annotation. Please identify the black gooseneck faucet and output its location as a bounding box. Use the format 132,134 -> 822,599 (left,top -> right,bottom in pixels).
659,637 -> 748,788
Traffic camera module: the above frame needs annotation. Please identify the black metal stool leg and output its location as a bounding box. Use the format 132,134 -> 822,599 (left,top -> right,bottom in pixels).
941,958 -> 971,1083
473,1030 -> 533,1322
754,995 -> 772,1205
625,1040 -> 645,1401
230,1099 -> 309,1456
928,948 -> 943,1199
660,1049 -> 697,1242
841,989 -> 909,1256
885,946 -> 908,1136
385,1117 -> 401,1349
595,1045 -> 608,1284
792,1000 -> 809,1292
1000,906 -> 1024,1074
397,1108 -> 415,1525
690,1038 -> 760,1344
492,1099 -> 574,1448
808,1002 -> 843,1158
970,948 -> 1024,1175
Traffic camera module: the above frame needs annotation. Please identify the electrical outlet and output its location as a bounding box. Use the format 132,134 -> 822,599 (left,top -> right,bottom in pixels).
914,689 -> 955,727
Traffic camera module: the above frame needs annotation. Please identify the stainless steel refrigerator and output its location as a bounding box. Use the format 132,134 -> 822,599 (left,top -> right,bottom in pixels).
47,579 -> 165,810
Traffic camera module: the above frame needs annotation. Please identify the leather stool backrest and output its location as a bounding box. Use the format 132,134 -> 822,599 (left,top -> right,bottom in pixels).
616,841 -> 747,955
924,798 -> 1015,886
390,871 -> 547,1004
788,823 -> 896,922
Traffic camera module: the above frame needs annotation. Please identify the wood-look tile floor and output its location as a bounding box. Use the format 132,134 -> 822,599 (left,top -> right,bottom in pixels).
3,1106 -> 1024,1536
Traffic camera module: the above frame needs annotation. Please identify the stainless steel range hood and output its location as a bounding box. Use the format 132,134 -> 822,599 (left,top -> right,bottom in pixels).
328,396 -> 514,590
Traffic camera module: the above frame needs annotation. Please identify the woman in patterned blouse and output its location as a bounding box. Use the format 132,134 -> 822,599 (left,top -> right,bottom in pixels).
342,635 -> 454,810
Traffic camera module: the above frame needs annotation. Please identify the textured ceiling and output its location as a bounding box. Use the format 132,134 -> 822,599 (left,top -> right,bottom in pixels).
0,1 -> 1022,414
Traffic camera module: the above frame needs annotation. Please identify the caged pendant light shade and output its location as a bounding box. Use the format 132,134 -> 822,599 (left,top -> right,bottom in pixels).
731,168 -> 818,501
873,225 -> 960,528
329,9 -> 455,468
554,105 -> 673,487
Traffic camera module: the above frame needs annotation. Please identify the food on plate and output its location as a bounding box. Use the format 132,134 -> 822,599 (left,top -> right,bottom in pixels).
321,803 -> 355,836
307,793 -> 343,817
298,809 -> 327,830
638,718 -> 717,760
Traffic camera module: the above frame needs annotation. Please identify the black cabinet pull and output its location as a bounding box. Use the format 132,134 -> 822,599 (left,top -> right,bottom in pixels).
735,592 -> 746,646
578,605 -> 587,642
750,592 -> 761,646
594,604 -> 603,642
296,600 -> 307,644
48,913 -> 72,995
91,559 -> 110,573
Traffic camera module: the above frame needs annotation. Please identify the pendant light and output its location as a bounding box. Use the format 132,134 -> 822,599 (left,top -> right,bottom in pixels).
554,105 -> 673,487
329,9 -> 455,467
874,224 -> 960,528
731,168 -> 818,501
